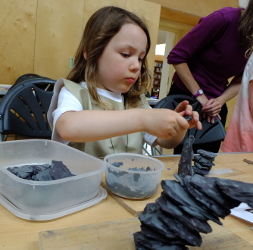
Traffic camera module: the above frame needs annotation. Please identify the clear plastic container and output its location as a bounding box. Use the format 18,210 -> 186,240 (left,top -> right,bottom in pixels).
104,153 -> 164,199
0,139 -> 106,216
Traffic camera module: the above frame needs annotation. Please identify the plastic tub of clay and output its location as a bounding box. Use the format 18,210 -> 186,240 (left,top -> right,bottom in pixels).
0,139 -> 106,219
104,153 -> 164,199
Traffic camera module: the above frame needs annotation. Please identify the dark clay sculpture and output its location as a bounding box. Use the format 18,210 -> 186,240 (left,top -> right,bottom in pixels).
134,136 -> 253,249
177,135 -> 195,177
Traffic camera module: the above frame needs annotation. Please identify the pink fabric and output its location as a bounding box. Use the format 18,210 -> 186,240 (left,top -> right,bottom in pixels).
222,53 -> 253,152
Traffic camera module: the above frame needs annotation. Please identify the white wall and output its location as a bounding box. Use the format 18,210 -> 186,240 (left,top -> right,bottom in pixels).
239,0 -> 249,8
159,31 -> 175,99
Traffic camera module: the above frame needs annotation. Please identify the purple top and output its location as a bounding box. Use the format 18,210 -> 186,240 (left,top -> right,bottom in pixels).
167,7 -> 247,99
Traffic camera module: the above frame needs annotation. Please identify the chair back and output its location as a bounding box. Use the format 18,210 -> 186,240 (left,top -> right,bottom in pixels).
0,77 -> 56,140
14,73 -> 41,85
154,94 -> 226,146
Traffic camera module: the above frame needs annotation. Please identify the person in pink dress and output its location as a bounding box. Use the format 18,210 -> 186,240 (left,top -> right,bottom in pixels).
222,50 -> 253,152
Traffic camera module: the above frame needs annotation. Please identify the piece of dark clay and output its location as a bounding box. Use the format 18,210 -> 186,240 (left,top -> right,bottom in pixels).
157,209 -> 202,247
128,167 -> 152,172
133,231 -> 189,250
138,203 -> 182,240
7,161 -> 75,181
7,165 -> 35,179
49,160 -> 75,180
193,155 -> 215,165
111,161 -> 152,172
194,161 -> 214,169
178,135 -> 195,177
192,149 -> 217,175
33,168 -> 54,181
140,224 -> 189,246
192,167 -> 210,176
188,175 -> 241,209
156,193 -> 212,234
183,115 -> 192,122
162,180 -> 222,225
111,161 -> 124,167
197,149 -> 217,160
134,231 -> 189,250
216,178 -> 253,207
183,176 -> 231,219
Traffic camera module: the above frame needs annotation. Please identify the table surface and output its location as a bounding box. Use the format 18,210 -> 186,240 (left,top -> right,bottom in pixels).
1,152 -> 253,250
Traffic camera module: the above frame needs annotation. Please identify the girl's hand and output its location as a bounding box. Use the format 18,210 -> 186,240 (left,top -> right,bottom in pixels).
174,100 -> 202,130
143,108 -> 190,139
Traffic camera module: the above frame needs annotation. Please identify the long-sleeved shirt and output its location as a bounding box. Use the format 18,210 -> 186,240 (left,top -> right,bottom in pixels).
167,7 -> 247,99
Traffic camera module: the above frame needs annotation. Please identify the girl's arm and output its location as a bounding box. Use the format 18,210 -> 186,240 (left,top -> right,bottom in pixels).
56,102 -> 201,148
56,108 -> 187,142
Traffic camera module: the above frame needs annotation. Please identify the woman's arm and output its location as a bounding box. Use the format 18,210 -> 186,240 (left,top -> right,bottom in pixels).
173,63 -> 209,106
202,74 -> 241,122
215,74 -> 242,105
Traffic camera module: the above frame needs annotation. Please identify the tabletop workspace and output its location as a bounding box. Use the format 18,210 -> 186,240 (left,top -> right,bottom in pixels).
1,152 -> 253,250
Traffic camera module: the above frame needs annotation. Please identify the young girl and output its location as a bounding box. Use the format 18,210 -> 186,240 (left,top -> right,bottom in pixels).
48,6 -> 201,158
222,49 -> 253,152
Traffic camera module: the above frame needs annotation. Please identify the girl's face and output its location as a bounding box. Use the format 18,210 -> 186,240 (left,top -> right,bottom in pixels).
95,23 -> 147,93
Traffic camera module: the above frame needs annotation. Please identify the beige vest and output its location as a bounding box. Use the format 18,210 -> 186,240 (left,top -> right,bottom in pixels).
63,79 -> 150,158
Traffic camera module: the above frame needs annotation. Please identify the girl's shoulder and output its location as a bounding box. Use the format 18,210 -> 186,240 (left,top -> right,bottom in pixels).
63,79 -> 84,91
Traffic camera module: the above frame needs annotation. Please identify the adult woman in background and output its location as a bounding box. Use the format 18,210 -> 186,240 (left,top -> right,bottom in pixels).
167,1 -> 253,153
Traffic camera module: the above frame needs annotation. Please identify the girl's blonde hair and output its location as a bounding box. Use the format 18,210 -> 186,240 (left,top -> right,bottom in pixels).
67,6 -> 151,108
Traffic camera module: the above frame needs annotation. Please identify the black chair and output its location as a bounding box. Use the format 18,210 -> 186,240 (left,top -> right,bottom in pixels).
154,94 -> 226,154
14,73 -> 41,85
9,74 -> 55,92
0,77 -> 56,141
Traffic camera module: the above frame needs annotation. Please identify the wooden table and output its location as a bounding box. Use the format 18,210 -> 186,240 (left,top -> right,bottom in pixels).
1,152 -> 253,249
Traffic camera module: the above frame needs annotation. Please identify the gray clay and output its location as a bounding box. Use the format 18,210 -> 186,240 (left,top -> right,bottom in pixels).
7,160 -> 75,181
